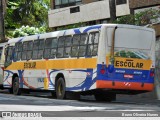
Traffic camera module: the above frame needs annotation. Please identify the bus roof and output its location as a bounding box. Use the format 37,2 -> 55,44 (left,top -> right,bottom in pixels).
8,24 -> 154,44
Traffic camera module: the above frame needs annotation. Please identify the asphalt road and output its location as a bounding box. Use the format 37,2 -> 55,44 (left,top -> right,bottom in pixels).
0,89 -> 160,119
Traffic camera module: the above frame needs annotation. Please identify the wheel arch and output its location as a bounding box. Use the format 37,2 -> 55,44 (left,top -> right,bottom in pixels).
55,73 -> 65,84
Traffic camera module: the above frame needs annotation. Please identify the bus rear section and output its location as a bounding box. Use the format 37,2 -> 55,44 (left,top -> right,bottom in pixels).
96,25 -> 155,100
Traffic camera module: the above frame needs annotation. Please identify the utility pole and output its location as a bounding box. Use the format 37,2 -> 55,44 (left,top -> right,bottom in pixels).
0,0 -> 5,43
109,0 -> 116,22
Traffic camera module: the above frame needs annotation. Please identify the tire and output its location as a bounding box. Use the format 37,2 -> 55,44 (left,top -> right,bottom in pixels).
55,78 -> 66,99
13,77 -> 21,95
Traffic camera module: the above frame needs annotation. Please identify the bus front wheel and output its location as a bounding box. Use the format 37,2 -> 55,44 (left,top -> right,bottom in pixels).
55,78 -> 66,99
13,77 -> 21,95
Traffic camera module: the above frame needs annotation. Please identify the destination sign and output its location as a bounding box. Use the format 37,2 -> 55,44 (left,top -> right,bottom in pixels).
24,62 -> 36,69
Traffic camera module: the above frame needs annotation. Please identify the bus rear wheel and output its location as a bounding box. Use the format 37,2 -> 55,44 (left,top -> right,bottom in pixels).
55,78 -> 66,99
13,77 -> 21,95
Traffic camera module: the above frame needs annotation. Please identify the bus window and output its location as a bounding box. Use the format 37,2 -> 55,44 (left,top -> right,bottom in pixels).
6,46 -> 13,63
44,37 -> 58,59
71,46 -> 78,57
50,49 -> 56,58
71,35 -> 80,57
57,47 -> 64,58
15,42 -> 22,61
0,47 -> 3,60
51,38 -> 58,59
65,36 -> 72,46
33,39 -> 44,59
21,41 -> 33,60
44,49 -> 50,59
72,35 -> 80,45
22,42 -> 28,60
27,41 -> 33,60
80,34 -> 88,45
64,36 -> 72,58
87,32 -> 99,56
45,38 -> 52,48
58,37 -> 65,47
57,37 -> 65,58
79,46 -> 86,57
79,34 -> 88,57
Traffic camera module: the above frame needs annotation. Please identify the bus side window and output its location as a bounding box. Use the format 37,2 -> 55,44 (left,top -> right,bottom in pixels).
0,47 -> 3,60
51,38 -> 58,59
44,37 -> 58,59
6,46 -> 13,63
64,36 -> 72,58
44,38 -> 52,59
22,42 -> 28,60
15,42 -> 22,61
57,37 -> 65,58
33,39 -> 44,60
79,34 -> 88,57
87,32 -> 99,56
71,35 -> 80,57
38,39 -> 44,59
27,41 -> 33,60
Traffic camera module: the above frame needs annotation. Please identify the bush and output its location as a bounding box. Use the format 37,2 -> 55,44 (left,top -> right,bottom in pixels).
13,25 -> 46,38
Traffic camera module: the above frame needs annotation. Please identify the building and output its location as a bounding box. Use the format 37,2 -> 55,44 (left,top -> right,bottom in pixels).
48,0 -> 160,29
48,0 -> 160,99
48,0 -> 130,30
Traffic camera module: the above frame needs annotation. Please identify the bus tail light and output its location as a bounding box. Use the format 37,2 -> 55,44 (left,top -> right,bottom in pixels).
100,62 -> 105,74
100,69 -> 105,74
150,68 -> 154,77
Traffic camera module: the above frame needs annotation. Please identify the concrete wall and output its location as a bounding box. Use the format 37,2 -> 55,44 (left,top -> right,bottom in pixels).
48,0 -> 130,28
116,0 -> 130,16
48,0 -> 110,27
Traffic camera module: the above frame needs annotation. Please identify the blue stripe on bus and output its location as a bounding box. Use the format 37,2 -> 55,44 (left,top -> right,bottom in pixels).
3,70 -> 14,82
83,25 -> 102,33
17,37 -> 25,42
49,68 -> 95,91
74,28 -> 81,34
18,70 -> 24,88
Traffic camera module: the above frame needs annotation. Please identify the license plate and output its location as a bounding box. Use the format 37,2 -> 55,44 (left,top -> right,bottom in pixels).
124,74 -> 133,79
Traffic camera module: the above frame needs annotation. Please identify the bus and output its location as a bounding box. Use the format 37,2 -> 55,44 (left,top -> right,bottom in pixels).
3,24 -> 155,101
0,42 -> 6,89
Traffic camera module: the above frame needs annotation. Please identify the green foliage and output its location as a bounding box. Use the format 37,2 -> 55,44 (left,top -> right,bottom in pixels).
5,0 -> 50,38
113,15 -> 135,25
57,22 -> 86,31
114,9 -> 160,26
13,25 -> 46,38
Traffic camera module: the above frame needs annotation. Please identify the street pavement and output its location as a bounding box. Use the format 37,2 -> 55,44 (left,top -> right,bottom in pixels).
0,89 -> 160,119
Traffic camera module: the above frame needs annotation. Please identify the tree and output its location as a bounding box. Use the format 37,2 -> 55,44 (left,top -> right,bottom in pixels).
0,0 -> 7,42
5,0 -> 50,38
114,9 -> 160,26
109,0 -> 116,22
